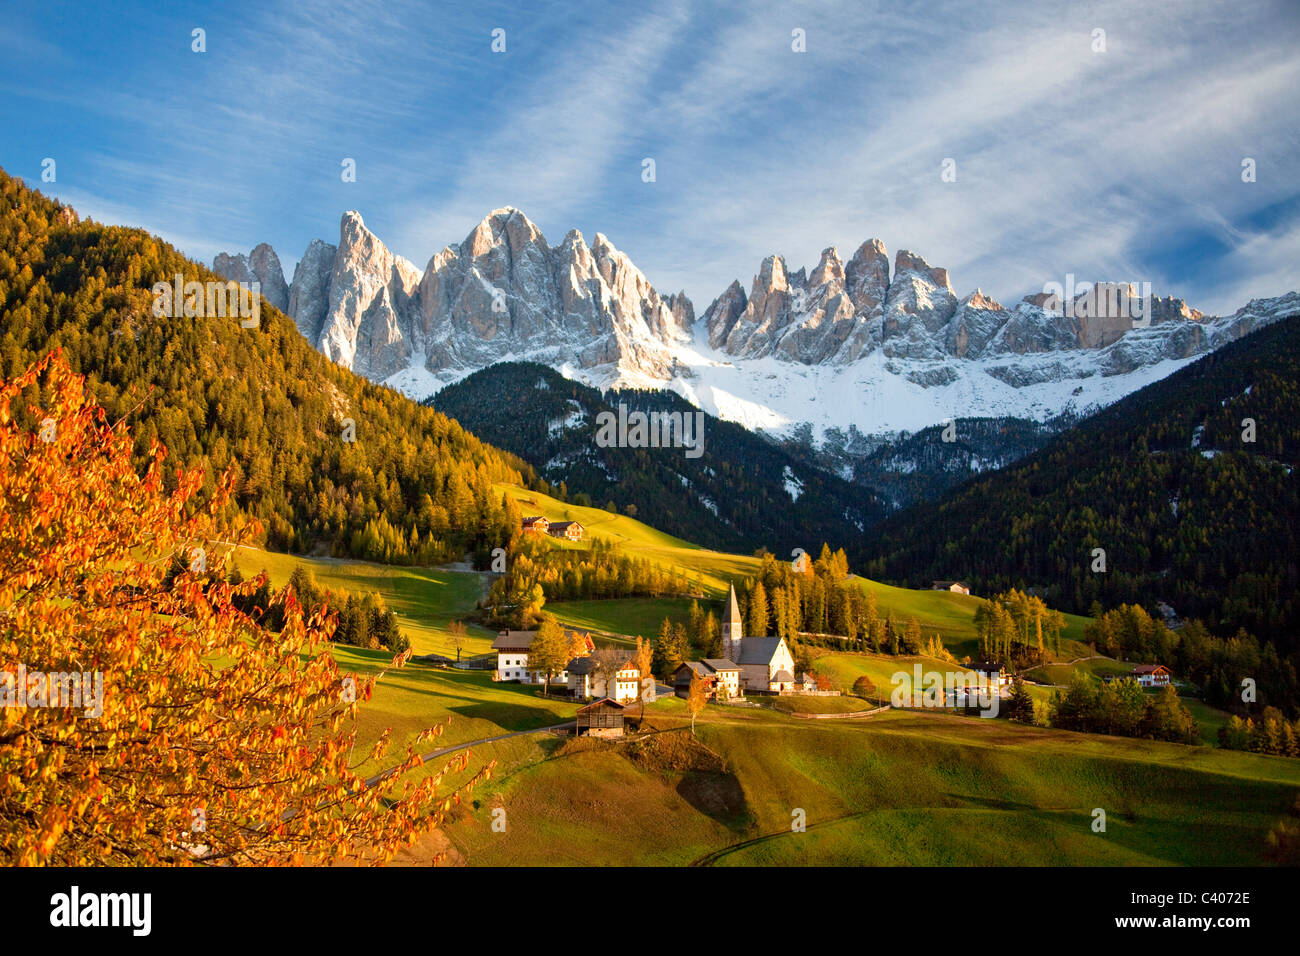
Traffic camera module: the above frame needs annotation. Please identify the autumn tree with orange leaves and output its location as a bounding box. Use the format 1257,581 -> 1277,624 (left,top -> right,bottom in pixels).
0,351 -> 491,865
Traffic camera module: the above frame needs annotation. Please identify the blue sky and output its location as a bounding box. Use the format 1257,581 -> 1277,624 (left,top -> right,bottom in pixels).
3,0 -> 1298,315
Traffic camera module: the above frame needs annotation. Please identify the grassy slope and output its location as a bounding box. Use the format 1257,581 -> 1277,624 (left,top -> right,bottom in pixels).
499,484 -> 762,595
845,575 -> 1093,661
327,645 -> 582,779
543,597 -> 699,644
227,503 -> 1264,865
443,705 -> 1300,866
233,547 -> 495,658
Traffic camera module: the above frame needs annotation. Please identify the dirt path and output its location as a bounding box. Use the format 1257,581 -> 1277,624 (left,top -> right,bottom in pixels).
361,721 -> 575,789
788,704 -> 890,720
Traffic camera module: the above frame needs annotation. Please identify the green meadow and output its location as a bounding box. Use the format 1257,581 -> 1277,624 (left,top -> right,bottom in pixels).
440,704 -> 1300,866
499,484 -> 762,595
222,484 -> 1276,867
232,546 -> 495,658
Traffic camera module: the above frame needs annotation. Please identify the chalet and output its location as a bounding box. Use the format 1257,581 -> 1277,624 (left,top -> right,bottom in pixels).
567,654 -> 643,703
521,515 -> 549,535
798,672 -> 820,693
721,584 -> 798,693
674,659 -> 741,700
548,521 -> 584,541
575,698 -> 625,738
972,660 -> 1010,688
932,580 -> 971,595
491,628 -> 594,684
1131,664 -> 1172,688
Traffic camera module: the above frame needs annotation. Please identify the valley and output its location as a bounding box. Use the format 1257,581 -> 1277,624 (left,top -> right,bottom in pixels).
2,162 -> 1297,872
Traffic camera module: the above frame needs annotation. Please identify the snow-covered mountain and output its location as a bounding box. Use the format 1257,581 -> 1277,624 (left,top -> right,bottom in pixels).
214,211 -> 1299,441
250,208 -> 693,388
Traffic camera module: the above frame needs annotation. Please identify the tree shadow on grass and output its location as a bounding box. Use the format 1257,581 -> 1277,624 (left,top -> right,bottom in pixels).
447,701 -> 571,731
676,771 -> 754,835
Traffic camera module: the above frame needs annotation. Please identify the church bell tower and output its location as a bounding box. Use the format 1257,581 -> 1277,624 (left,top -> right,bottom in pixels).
722,583 -> 743,660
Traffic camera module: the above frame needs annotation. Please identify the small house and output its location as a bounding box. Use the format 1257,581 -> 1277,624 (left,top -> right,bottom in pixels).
674,659 -> 741,700
568,654 -> 643,703
548,521 -> 584,541
972,660 -> 1010,688
521,515 -> 550,535
575,698 -> 625,738
932,580 -> 971,595
492,628 -> 594,684
1131,664 -> 1171,688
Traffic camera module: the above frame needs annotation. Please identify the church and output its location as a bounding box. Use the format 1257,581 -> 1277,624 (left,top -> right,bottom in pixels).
721,583 -> 798,693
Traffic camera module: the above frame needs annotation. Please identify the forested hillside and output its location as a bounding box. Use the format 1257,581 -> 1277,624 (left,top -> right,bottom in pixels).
430,361 -> 886,554
784,414 -> 1080,510
0,167 -> 539,563
862,314 -> 1300,648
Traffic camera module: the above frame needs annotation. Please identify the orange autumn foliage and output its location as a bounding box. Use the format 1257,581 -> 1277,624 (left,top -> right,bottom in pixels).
0,351 -> 491,865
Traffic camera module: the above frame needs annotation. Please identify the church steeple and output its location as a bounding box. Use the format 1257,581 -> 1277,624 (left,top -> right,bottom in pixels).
722,583 -> 743,660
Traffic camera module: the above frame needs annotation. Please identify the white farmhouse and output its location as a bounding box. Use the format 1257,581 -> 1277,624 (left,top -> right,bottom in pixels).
492,628 -> 593,684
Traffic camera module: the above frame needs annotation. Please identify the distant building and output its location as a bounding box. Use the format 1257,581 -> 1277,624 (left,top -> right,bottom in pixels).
575,698 -> 625,738
548,521 -> 584,541
1131,664 -> 1171,688
972,660 -> 1010,688
492,628 -> 594,684
521,515 -> 549,535
932,581 -> 971,595
721,583 -> 798,693
674,659 -> 741,700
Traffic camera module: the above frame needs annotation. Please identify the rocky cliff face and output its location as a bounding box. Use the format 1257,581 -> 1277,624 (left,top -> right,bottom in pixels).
212,243 -> 289,312
224,208 -> 690,382
412,209 -> 689,380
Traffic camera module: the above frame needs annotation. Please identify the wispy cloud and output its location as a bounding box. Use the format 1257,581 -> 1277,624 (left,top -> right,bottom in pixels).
2,0 -> 1296,314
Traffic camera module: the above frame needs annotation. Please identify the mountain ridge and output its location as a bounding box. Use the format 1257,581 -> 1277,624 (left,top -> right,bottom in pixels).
215,208 -> 1298,443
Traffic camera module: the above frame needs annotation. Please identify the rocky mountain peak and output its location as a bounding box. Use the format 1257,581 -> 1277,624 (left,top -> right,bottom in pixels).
755,255 -> 789,296
212,243 -> 289,312
703,279 -> 749,349
893,249 -> 954,294
809,247 -> 845,290
963,289 -> 1004,312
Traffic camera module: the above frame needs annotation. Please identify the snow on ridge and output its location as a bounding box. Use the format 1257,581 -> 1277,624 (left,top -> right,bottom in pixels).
783,465 -> 804,501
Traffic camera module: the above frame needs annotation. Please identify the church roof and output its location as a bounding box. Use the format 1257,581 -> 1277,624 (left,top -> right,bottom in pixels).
723,583 -> 742,628
732,636 -> 784,666
773,670 -> 795,683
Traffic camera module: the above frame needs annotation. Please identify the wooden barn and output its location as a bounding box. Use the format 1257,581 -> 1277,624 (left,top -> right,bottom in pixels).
575,698 -> 625,737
